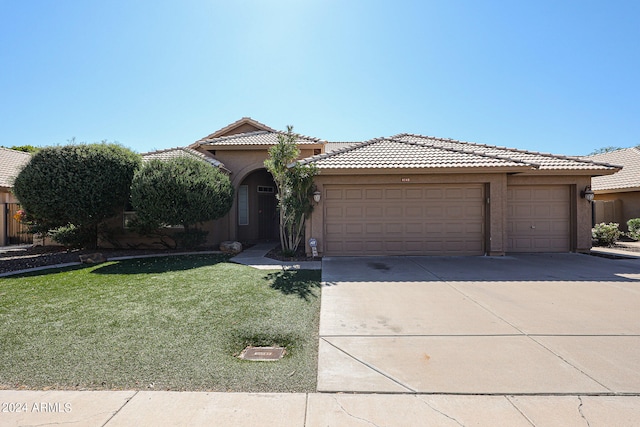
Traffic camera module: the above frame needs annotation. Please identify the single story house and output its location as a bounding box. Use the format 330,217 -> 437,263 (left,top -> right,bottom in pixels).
0,147 -> 32,245
115,117 -> 620,255
585,147 -> 640,230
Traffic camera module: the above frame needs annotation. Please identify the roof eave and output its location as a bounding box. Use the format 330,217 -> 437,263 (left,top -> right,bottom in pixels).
313,166 -> 535,175
594,187 -> 640,194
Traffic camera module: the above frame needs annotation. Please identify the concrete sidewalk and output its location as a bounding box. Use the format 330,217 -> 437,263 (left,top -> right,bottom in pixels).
1,390 -> 639,426
230,242 -> 321,270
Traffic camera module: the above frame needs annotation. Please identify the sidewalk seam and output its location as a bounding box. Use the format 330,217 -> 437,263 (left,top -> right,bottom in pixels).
101,390 -> 138,427
505,395 -> 536,426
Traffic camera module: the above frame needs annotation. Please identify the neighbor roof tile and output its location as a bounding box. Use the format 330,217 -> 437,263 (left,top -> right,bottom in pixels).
0,147 -> 31,189
585,147 -> 640,191
141,147 -> 228,171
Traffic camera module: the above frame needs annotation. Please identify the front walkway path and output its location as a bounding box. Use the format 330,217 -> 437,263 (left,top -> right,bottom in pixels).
230,242 -> 321,270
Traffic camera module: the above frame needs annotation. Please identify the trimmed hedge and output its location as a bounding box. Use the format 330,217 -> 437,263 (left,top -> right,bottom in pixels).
130,157 -> 233,247
13,143 -> 141,248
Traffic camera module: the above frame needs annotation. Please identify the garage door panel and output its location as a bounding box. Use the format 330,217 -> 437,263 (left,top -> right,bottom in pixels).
385,189 -> 402,199
344,224 -> 363,234
365,188 -> 383,199
385,206 -> 403,217
385,223 -> 403,234
406,206 -> 424,217
405,188 -> 423,199
365,206 -> 383,217
445,188 -> 464,199
345,207 -> 363,217
324,184 -> 484,255
507,185 -> 570,253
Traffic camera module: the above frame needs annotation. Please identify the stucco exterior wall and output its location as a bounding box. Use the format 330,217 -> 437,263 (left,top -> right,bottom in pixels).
595,191 -> 640,230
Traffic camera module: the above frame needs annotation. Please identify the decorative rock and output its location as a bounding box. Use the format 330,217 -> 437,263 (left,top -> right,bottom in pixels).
79,253 -> 107,264
220,241 -> 242,254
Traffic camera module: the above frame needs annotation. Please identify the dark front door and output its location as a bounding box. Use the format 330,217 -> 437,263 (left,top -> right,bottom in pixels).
258,194 -> 278,240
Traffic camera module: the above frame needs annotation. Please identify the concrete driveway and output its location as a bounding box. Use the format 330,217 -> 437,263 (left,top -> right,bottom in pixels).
318,253 -> 640,394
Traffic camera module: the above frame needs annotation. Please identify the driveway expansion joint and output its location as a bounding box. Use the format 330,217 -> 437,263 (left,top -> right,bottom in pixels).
320,337 -> 416,393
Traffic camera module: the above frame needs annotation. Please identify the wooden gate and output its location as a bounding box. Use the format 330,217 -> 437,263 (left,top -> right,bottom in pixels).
5,203 -> 32,245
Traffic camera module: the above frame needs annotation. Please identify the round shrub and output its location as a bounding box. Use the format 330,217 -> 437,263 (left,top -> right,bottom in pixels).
130,157 -> 233,246
13,143 -> 141,248
592,222 -> 621,247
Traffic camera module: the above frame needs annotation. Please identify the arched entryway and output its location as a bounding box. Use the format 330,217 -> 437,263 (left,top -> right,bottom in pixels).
237,169 -> 279,242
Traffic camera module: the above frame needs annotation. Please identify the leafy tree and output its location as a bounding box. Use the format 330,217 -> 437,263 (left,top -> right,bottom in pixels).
264,126 -> 318,256
130,156 -> 234,248
6,145 -> 40,153
589,146 -> 622,155
12,143 -> 141,248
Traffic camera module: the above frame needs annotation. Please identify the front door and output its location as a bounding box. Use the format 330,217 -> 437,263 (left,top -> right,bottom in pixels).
258,194 -> 278,240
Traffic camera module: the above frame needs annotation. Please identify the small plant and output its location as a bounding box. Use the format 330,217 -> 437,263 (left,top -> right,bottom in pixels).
592,222 -> 621,247
50,224 -> 91,248
627,218 -> 640,241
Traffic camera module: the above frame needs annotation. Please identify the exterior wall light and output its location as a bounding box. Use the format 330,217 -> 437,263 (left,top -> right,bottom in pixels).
581,186 -> 595,202
313,191 -> 321,203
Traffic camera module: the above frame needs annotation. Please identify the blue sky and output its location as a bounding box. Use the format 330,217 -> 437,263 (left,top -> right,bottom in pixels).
1,0 -> 638,155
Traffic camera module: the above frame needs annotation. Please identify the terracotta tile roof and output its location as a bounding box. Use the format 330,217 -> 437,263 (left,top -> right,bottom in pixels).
301,134 -> 620,173
0,147 -> 31,189
141,147 -> 229,173
197,117 -> 278,141
195,130 -> 323,147
396,134 -> 618,171
300,138 -> 534,170
585,147 -> 640,191
325,142 -> 361,152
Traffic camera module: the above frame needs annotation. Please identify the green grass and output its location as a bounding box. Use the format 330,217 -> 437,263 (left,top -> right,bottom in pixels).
0,255 -> 321,392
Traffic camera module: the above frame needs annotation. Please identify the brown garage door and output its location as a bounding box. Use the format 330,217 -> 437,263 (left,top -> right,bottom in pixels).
507,185 -> 570,252
323,184 -> 485,256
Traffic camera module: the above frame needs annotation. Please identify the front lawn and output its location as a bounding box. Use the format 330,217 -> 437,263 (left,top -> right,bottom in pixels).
0,255 -> 321,392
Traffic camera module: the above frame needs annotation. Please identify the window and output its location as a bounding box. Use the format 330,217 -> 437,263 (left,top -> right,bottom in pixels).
238,185 -> 249,225
257,186 -> 274,194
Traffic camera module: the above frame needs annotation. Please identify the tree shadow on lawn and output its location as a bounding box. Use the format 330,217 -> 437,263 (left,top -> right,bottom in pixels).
265,270 -> 321,300
90,254 -> 231,275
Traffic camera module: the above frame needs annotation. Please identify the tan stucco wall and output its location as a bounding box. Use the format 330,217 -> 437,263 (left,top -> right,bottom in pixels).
307,172 -> 594,256
200,147 -> 317,242
595,191 -> 640,230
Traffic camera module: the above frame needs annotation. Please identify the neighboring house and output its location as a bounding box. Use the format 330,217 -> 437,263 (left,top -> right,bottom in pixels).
586,147 -> 640,230
118,117 -> 620,255
0,147 -> 32,245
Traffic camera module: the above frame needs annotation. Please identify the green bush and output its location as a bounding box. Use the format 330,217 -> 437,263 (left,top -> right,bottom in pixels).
592,222 -> 621,247
49,224 -> 91,248
130,157 -> 234,248
173,229 -> 209,250
627,218 -> 640,240
13,143 -> 141,248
